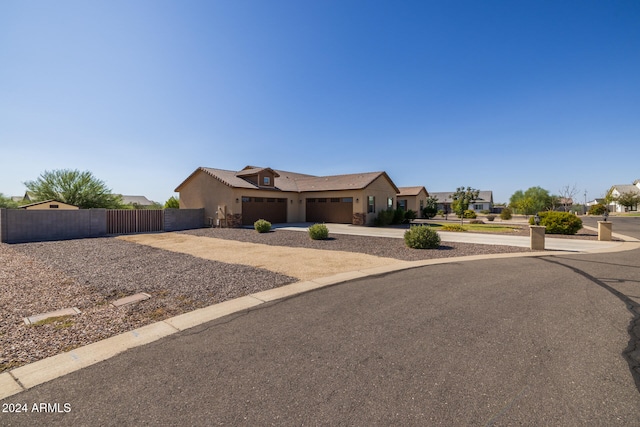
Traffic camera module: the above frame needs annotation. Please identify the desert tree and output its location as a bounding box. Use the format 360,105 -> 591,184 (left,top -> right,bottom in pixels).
450,187 -> 479,224
24,169 -> 123,209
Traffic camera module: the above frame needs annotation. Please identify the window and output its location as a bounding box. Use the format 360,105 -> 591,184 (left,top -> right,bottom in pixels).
330,198 -> 340,202
420,200 -> 424,211
263,176 -> 270,186
368,196 -> 375,213
397,200 -> 407,211
342,198 -> 353,203
387,197 -> 393,209
318,198 -> 327,203
242,197 -> 250,202
474,204 -> 483,210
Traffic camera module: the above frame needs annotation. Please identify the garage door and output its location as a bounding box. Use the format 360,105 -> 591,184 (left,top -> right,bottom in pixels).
306,198 -> 353,224
242,197 -> 287,225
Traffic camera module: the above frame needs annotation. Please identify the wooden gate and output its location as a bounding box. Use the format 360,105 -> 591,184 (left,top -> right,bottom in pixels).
107,210 -> 164,234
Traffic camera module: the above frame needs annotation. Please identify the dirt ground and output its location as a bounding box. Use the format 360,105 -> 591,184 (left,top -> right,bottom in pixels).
118,233 -> 408,281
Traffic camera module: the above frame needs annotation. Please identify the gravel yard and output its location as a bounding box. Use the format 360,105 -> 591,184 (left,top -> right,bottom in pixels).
2,226 -> 539,372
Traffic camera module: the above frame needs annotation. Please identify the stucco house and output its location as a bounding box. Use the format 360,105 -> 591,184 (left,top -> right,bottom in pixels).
175,166 -> 400,226
608,180 -> 640,212
19,200 -> 79,210
120,195 -> 156,208
396,187 -> 429,218
430,190 -> 494,214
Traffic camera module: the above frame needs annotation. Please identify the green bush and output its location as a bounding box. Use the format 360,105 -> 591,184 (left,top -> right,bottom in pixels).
486,214 -> 496,222
437,210 -> 445,217
254,219 -> 272,233
374,209 -> 395,226
469,219 -> 484,224
404,225 -> 441,249
308,223 -> 329,240
588,204 -> 607,216
393,208 -> 406,225
463,210 -> 477,219
442,224 -> 466,232
528,211 -> 582,235
405,209 -> 417,221
500,207 -> 512,220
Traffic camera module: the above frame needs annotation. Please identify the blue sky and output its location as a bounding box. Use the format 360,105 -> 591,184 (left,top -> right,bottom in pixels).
1,0 -> 638,205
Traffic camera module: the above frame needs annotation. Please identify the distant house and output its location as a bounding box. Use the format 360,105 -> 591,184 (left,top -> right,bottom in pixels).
19,200 -> 79,210
396,187 -> 429,218
120,195 -> 155,208
430,190 -> 494,214
608,180 -> 640,212
175,165 -> 400,226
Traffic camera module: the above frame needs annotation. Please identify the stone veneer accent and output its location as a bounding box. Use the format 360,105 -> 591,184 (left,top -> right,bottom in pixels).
352,212 -> 366,226
226,213 -> 243,228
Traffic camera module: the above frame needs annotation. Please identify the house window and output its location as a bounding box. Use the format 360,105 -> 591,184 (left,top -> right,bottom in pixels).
368,196 -> 375,213
387,197 -> 393,209
474,204 -> 483,210
397,200 -> 407,211
330,198 -> 340,202
342,198 -> 353,203
263,176 -> 270,186
242,197 -> 250,202
420,200 -> 424,211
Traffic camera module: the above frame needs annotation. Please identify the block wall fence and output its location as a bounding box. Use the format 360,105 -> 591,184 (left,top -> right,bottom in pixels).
0,208 -> 204,244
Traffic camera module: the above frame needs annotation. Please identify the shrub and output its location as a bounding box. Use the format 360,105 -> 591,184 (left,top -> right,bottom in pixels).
374,209 -> 395,226
469,219 -> 484,224
254,219 -> 272,233
500,207 -> 512,220
308,223 -> 329,240
463,210 -> 477,219
442,224 -> 466,232
486,214 -> 496,222
404,209 -> 417,221
393,208 -> 406,225
528,211 -> 582,235
480,210 -> 490,215
588,204 -> 607,216
404,225 -> 441,249
437,210 -> 445,217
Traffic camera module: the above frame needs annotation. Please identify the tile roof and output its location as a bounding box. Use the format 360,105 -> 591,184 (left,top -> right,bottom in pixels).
175,167 -> 399,193
120,195 -> 154,205
612,184 -> 640,195
429,190 -> 493,203
397,186 -> 427,196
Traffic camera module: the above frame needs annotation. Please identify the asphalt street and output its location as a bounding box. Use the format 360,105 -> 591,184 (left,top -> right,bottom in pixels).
2,218 -> 640,426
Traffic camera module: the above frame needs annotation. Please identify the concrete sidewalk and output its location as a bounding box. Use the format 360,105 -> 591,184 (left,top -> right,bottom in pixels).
275,223 -> 628,253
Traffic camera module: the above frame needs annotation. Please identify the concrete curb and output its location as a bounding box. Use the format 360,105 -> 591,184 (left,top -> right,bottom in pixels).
2,240 -> 640,400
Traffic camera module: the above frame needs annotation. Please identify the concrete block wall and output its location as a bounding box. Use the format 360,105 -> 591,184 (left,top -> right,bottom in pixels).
0,208 -> 204,244
1,209 -> 108,243
164,208 -> 204,231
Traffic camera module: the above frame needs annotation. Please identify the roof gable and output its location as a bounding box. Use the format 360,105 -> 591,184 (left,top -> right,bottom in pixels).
397,186 -> 428,197
176,166 -> 400,194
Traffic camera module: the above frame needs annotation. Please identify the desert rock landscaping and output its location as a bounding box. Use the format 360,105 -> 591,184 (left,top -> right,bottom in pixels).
1,228 -> 531,373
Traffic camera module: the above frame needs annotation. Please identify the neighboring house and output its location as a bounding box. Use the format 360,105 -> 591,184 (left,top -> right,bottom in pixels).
430,190 -> 494,214
19,200 -> 79,210
609,180 -> 640,212
120,195 -> 155,208
396,187 -> 429,218
175,166 -> 400,226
